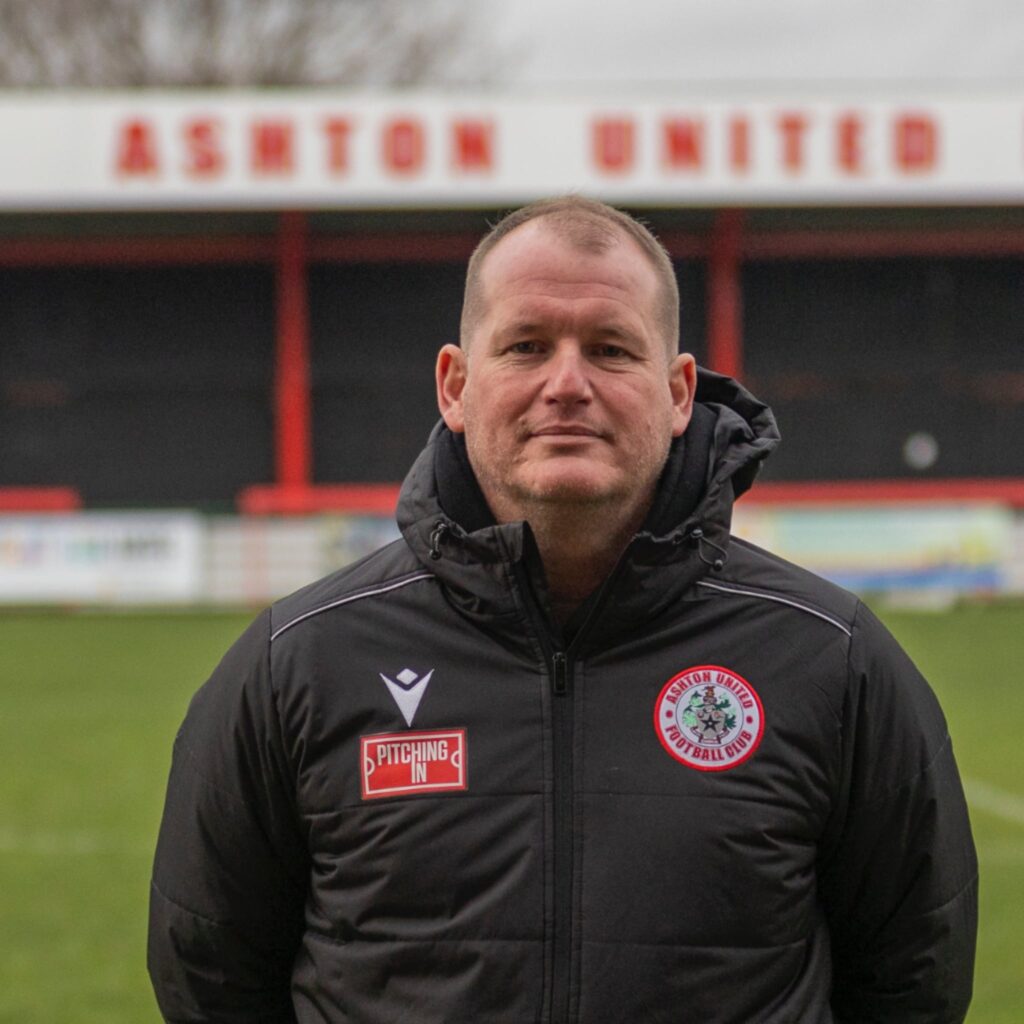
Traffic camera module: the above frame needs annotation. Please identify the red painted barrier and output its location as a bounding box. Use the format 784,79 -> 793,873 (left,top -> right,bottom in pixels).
744,478 -> 1024,507
238,484 -> 401,516
0,487 -> 82,512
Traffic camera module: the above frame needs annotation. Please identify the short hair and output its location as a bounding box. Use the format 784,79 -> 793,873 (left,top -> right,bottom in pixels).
459,195 -> 680,357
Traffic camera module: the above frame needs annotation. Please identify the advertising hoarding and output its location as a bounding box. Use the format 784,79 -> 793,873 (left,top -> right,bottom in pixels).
0,513 -> 203,603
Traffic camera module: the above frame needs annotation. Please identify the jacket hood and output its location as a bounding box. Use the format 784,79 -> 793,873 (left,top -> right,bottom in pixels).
397,367 -> 779,647
691,366 -> 780,504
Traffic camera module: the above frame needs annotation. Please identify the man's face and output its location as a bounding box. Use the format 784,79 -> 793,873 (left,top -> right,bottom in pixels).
436,220 -> 696,522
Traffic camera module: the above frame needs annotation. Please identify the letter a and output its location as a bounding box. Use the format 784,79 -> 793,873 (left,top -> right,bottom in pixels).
116,120 -> 159,176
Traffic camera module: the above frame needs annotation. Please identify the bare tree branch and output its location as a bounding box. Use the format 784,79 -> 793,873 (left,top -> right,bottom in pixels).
0,0 -> 509,87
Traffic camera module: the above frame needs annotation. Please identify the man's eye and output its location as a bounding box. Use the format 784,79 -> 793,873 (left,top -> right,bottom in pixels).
594,344 -> 628,358
508,341 -> 541,354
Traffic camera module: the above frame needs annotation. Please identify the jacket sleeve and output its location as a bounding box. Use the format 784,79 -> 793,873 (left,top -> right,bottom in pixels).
819,601 -> 978,1024
148,609 -> 309,1023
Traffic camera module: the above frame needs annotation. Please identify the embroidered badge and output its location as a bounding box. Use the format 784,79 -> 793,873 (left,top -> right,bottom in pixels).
654,665 -> 764,772
360,728 -> 467,799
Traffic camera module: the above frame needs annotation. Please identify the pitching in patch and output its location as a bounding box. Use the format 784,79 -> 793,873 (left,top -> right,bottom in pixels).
654,665 -> 764,772
361,728 -> 467,799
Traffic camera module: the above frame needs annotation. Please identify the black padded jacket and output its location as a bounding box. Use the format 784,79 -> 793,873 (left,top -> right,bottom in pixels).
148,368 -> 977,1023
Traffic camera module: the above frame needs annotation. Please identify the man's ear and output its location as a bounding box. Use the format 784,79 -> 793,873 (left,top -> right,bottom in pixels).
669,353 -> 698,438
436,343 -> 468,433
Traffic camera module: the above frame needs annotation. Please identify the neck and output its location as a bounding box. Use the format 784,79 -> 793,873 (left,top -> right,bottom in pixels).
493,493 -> 653,625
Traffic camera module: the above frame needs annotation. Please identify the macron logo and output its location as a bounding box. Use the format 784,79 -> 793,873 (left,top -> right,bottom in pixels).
380,668 -> 434,727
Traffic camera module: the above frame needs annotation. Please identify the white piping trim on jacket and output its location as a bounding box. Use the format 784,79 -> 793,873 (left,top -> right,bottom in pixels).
270,572 -> 436,642
696,579 -> 853,637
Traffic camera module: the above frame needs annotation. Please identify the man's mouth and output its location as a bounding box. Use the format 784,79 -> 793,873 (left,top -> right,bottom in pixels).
530,425 -> 602,438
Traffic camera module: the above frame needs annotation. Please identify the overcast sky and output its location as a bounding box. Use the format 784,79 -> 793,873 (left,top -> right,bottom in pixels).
491,0 -> 1024,89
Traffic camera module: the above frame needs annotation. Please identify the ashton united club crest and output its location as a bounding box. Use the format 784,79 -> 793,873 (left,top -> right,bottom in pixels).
654,665 -> 765,771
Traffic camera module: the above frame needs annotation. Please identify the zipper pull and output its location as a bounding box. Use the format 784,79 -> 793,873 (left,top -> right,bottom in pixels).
428,520 -> 449,560
552,652 -> 568,696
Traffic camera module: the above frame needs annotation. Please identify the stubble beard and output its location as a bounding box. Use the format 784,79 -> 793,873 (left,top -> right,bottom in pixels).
467,428 -> 671,538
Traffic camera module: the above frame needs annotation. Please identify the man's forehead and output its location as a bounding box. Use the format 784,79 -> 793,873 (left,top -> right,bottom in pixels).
494,306 -> 639,338
477,219 -> 656,298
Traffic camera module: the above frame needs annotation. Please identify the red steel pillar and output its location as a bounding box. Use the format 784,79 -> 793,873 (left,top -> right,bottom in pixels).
274,210 -> 312,490
706,208 -> 745,380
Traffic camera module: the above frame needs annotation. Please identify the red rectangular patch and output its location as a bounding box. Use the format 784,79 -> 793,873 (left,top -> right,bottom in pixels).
360,728 -> 467,800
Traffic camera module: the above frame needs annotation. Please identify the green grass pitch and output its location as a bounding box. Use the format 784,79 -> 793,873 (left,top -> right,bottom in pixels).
0,603 -> 1020,1022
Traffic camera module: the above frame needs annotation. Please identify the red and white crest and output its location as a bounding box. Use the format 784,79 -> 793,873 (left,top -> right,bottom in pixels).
654,665 -> 764,772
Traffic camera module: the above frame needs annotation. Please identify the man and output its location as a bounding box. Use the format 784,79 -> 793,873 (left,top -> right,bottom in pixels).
149,196 -> 978,1023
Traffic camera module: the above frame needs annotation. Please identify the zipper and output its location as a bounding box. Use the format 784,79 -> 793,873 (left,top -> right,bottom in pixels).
514,554 -> 625,1024
549,649 -> 573,1024
540,565 -> 626,1019
545,561 -> 631,1023
552,651 -> 568,695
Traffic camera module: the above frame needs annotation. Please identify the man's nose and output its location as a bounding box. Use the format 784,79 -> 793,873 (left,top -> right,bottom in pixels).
542,345 -> 592,404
